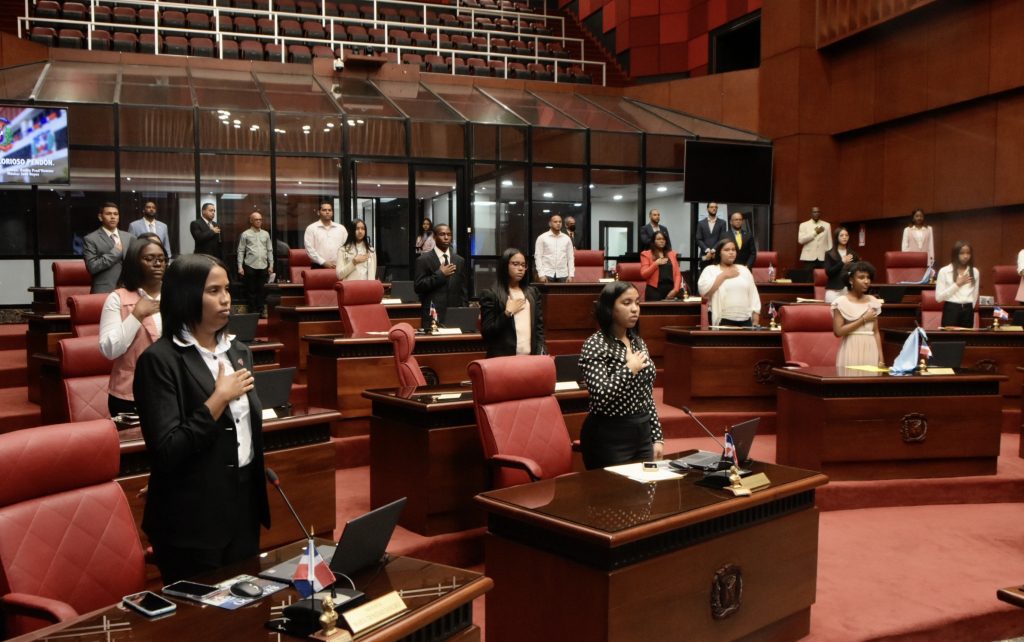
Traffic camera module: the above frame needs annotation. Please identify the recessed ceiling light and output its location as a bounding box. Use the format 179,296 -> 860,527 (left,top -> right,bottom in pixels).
543,192 -> 553,198
656,186 -> 668,192
501,180 -> 513,187
613,194 -> 623,201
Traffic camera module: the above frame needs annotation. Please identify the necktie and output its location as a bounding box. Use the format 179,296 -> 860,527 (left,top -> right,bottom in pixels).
735,231 -> 742,249
111,233 -> 121,250
443,254 -> 449,266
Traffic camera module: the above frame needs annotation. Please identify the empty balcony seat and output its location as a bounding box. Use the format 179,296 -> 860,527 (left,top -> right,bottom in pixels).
368,28 -> 386,44
470,36 -> 486,51
489,59 -> 506,76
161,10 -> 186,28
279,19 -> 302,37
91,5 -> 111,23
190,36 -> 215,56
389,28 -> 410,46
338,3 -> 358,18
30,26 -> 56,46
378,6 -> 399,22
187,12 -> 211,30
451,34 -> 472,51
358,4 -> 374,20
137,8 -> 155,25
233,0 -> 254,8
112,7 -> 135,24
258,18 -> 275,35
89,29 -> 111,50
410,31 -> 430,47
289,44 -> 312,62
165,35 -> 188,55
111,31 -> 137,51
346,25 -> 369,42
62,2 -> 86,21
425,53 -> 448,73
220,39 -> 239,58
265,42 -> 285,60
430,32 -> 450,48
234,16 -> 256,33
139,33 -> 162,54
528,62 -> 553,80
531,21 -> 551,35
399,8 -> 420,23
36,0 -> 60,18
322,2 -> 339,16
311,44 -> 335,58
274,0 -> 297,13
508,61 -> 529,78
449,55 -> 469,74
57,28 -> 84,47
491,37 -> 510,53
303,20 -> 325,39
510,39 -> 529,55
467,57 -> 488,75
474,16 -> 493,30
240,39 -> 263,59
296,0 -> 317,14
331,23 -> 346,39
401,52 -> 424,69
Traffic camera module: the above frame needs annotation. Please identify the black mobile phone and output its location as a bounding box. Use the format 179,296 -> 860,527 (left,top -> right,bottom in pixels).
162,580 -> 219,600
123,591 -> 176,617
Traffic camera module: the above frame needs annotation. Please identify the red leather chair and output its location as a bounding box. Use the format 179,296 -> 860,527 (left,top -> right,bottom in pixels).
288,248 -> 312,283
59,336 -> 114,423
813,268 -> 827,300
467,355 -> 573,488
780,304 -> 840,367
52,261 -> 91,314
751,251 -> 779,282
388,322 -> 426,387
884,251 -> 929,283
303,270 -> 339,307
992,265 -> 1021,306
920,289 -> 978,330
615,262 -> 645,301
336,280 -> 389,335
0,419 -> 145,636
68,293 -> 109,337
573,250 -> 605,282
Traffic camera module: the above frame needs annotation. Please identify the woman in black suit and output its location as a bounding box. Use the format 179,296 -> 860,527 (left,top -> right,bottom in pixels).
134,254 -> 270,583
824,226 -> 859,303
479,248 -> 545,357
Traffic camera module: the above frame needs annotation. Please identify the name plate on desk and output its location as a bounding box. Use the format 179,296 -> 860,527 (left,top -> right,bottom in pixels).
381,298 -> 403,305
431,327 -> 462,335
262,408 -> 278,420
343,590 -> 407,635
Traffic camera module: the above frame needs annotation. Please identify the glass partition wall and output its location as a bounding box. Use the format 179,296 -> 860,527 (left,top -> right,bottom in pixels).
0,60 -> 769,303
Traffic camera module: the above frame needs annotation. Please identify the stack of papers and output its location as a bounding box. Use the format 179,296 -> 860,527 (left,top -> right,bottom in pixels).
604,462 -> 683,483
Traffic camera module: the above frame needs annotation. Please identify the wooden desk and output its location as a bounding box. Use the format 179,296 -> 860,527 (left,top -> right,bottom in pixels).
263,281 -> 305,312
756,281 -> 814,316
362,384 -> 589,536
25,313 -> 71,403
883,328 -> 1024,403
305,333 -> 486,423
476,461 -> 828,642
537,282 -> 603,342
775,367 -> 1005,480
116,408 -> 340,553
662,327 -> 784,416
1019,365 -> 1024,458
637,300 -> 701,369
874,302 -> 920,331
14,548 -> 490,642
28,286 -> 56,315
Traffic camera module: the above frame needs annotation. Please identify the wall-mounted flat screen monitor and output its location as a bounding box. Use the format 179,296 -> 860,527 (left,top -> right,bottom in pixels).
0,105 -> 70,185
683,140 -> 772,205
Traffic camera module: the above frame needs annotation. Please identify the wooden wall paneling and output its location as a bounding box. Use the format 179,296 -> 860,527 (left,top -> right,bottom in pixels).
760,0 -> 816,60
827,38 -> 877,134
993,94 -> 1024,206
934,209 -> 1003,283
873,16 -> 930,123
720,69 -> 760,132
759,50 -> 802,139
798,135 -> 841,216
769,136 -> 801,227
931,103 -> 996,214
881,117 -> 935,216
837,130 -> 885,221
797,47 -> 833,134
988,0 -> 1024,94
924,0 -> 990,111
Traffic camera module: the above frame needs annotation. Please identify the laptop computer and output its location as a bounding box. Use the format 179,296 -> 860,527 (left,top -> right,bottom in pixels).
928,341 -> 965,368
669,418 -> 760,472
444,306 -> 479,333
253,367 -> 295,410
389,281 -> 418,304
873,286 -> 907,304
554,354 -> 582,382
259,497 -> 407,582
227,313 -> 260,343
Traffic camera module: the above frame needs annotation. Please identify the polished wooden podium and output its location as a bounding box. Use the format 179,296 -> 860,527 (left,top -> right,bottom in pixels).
775,367 -> 1005,480
13,545 -> 491,642
476,461 -> 828,641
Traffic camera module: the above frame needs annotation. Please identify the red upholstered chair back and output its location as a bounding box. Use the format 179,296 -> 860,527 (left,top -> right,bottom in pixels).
751,251 -> 779,282
388,322 -> 426,387
920,289 -> 978,329
573,250 -> 605,282
615,263 -> 645,302
288,249 -> 312,283
52,261 -> 91,314
68,293 -> 109,337
59,336 -> 113,423
303,270 -> 339,306
468,355 -> 571,488
0,420 -> 145,636
336,280 -> 390,335
813,269 -> 827,300
884,251 -> 928,284
992,265 -> 1020,306
780,305 -> 840,367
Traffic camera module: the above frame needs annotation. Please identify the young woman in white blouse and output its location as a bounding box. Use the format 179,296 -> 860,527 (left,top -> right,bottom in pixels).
1016,248 -> 1024,304
935,240 -> 979,328
697,238 -> 762,327
901,208 -> 935,266
335,219 -> 377,281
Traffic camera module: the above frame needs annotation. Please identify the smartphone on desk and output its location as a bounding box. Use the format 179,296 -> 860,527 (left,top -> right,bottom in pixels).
123,591 -> 176,617
162,580 -> 219,601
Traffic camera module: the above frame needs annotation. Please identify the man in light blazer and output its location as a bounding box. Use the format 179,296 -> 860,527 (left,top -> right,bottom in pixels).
83,202 -> 134,294
695,202 -> 729,270
128,200 -> 171,258
798,206 -> 832,269
413,223 -> 467,330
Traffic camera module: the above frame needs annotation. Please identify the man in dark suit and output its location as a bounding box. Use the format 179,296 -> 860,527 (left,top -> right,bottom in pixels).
83,202 -> 134,293
729,211 -> 758,269
414,223 -> 467,330
639,208 -> 671,251
565,216 -> 583,249
190,202 -> 222,258
695,202 -> 729,268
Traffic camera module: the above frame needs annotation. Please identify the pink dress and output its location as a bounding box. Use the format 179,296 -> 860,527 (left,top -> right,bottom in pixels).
831,295 -> 883,368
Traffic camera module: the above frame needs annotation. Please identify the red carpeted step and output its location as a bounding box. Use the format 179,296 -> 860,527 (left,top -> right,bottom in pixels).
0,349 -> 28,389
655,387 -> 777,437
0,387 -> 41,434
0,324 -> 27,351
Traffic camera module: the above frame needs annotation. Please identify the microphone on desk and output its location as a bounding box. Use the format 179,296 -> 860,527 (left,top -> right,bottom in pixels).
265,467 -> 311,539
681,406 -> 726,451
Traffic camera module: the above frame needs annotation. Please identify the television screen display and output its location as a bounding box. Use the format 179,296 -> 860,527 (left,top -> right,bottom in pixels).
683,140 -> 772,205
0,105 -> 70,185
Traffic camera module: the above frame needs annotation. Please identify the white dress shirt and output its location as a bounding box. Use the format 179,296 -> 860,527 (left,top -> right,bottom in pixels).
172,329 -> 253,467
303,221 -> 348,266
534,230 -> 575,279
698,265 -> 761,325
935,264 -> 980,305
99,290 -> 162,360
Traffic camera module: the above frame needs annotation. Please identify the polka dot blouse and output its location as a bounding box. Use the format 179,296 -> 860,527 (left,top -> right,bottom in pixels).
579,331 -> 663,443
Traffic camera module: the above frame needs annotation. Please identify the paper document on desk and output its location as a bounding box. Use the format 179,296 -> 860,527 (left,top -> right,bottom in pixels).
845,365 -> 889,373
920,367 -> 956,375
432,327 -> 462,335
604,462 -> 683,483
381,298 -> 403,304
554,381 -> 580,391
795,297 -> 823,303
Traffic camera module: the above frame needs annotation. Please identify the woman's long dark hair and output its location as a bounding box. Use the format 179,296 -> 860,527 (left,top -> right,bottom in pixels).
950,240 -> 974,274
342,218 -> 372,251
162,254 -> 229,343
495,247 -> 528,300
118,237 -> 166,291
712,238 -> 737,265
594,281 -> 640,339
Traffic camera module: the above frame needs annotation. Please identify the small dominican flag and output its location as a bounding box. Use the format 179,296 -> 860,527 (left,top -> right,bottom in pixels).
994,307 -> 1010,321
292,538 -> 335,598
429,302 -> 439,325
768,303 -> 777,320
723,432 -> 740,467
919,342 -> 932,360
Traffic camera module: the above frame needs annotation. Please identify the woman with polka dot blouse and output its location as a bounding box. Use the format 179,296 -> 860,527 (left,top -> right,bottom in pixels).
579,281 -> 664,469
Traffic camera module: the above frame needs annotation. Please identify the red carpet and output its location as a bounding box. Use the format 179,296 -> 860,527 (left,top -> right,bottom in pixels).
0,324 -> 27,351
0,387 -> 41,434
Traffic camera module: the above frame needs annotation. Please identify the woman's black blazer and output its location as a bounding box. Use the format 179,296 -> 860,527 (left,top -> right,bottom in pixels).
478,286 -> 545,358
825,248 -> 860,291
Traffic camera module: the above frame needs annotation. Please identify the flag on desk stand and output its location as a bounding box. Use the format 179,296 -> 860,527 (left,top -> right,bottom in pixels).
891,326 -> 927,374
723,432 -> 740,468
768,303 -> 777,322
292,538 -> 334,598
994,307 -> 1010,322
429,302 -> 439,327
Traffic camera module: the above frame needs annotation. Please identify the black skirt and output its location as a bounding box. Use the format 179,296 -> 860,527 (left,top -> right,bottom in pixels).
580,412 -> 654,470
